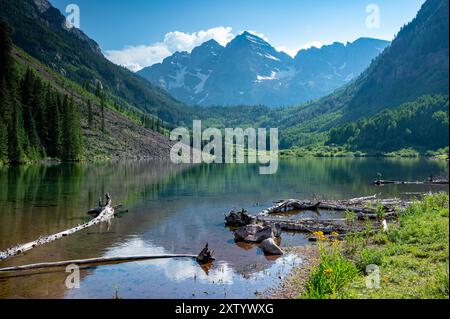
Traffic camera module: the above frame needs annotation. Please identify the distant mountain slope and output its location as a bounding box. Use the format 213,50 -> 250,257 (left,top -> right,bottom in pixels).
328,95 -> 449,152
12,47 -> 174,160
139,39 -> 224,105
279,0 -> 449,147
291,38 -> 390,104
138,32 -> 389,107
0,0 -> 190,126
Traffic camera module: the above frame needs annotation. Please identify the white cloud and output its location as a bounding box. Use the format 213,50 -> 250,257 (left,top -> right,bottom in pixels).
105,26 -> 235,72
105,26 -> 324,72
106,44 -> 171,72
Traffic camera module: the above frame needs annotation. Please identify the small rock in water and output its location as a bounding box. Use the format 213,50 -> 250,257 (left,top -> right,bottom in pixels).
261,238 -> 284,255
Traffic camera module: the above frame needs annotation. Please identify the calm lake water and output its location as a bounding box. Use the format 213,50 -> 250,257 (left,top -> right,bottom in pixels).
0,158 -> 448,299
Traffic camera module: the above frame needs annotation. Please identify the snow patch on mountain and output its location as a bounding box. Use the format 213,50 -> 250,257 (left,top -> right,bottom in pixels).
138,32 -> 390,107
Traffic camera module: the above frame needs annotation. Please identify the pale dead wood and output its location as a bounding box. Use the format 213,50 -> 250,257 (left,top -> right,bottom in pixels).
0,244 -> 215,272
259,199 -> 321,216
0,193 -> 115,261
245,195 -> 415,235
0,255 -> 197,272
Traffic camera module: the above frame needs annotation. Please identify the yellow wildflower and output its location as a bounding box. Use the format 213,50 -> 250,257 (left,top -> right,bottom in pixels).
313,231 -> 327,241
329,239 -> 341,246
313,231 -> 324,237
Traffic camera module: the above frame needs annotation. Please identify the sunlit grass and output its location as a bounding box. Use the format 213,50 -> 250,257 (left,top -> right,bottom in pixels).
301,193 -> 449,299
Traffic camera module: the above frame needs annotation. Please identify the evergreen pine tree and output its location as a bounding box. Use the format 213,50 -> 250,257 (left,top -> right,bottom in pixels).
32,76 -> 47,156
20,68 -> 40,159
0,21 -> 14,85
100,94 -> 105,133
0,80 -> 10,163
0,120 -> 7,163
47,93 -> 62,158
95,81 -> 102,97
61,96 -> 83,161
8,98 -> 26,164
87,99 -> 93,128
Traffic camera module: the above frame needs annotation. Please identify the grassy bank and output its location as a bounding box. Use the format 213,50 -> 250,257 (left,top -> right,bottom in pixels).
300,193 -> 449,299
280,146 -> 449,159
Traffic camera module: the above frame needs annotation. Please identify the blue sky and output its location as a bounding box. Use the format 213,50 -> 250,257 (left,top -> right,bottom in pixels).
51,0 -> 425,71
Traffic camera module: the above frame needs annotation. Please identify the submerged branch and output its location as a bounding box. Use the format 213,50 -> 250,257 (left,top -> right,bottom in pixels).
0,244 -> 215,272
0,193 -> 116,261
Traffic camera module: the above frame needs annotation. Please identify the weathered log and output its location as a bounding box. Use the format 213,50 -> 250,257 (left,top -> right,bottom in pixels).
0,255 -> 198,272
348,194 -> 377,204
0,193 -> 116,261
273,220 -> 349,234
357,211 -> 398,220
318,203 -> 374,213
375,179 -> 449,185
230,195 -> 416,239
259,199 -> 320,216
0,244 -> 215,272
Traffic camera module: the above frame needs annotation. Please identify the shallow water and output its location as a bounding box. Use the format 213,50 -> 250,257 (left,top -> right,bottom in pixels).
0,158 -> 448,298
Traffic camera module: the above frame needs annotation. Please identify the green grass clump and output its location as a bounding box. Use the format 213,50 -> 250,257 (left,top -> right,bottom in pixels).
302,238 -> 358,299
301,193 -> 449,299
343,193 -> 449,299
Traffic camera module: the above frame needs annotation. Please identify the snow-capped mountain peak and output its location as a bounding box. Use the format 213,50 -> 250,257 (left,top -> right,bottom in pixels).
138,33 -> 390,107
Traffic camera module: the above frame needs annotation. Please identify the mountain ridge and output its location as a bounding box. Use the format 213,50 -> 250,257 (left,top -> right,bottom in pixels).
277,0 -> 449,147
138,32 -> 390,107
0,0 -> 191,127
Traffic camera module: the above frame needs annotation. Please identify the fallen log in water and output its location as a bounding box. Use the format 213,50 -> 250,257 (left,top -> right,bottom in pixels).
0,244 -> 215,272
0,193 -> 116,261
258,196 -> 410,219
262,219 -> 350,234
252,196 -> 415,232
259,199 -> 321,216
347,194 -> 378,204
225,196 -> 416,255
374,179 -> 449,186
0,255 -> 197,272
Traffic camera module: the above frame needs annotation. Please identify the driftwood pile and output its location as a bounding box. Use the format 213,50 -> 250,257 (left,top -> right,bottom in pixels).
259,195 -> 411,220
225,210 -> 284,255
225,194 -> 415,254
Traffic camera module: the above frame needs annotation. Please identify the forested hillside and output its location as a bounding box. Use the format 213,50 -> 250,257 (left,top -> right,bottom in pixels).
276,0 -> 449,147
0,21 -> 175,165
0,22 -> 82,164
328,95 -> 449,152
0,0 -> 191,126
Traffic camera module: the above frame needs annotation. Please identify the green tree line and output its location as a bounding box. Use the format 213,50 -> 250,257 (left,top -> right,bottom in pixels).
327,95 -> 449,152
0,21 -> 83,164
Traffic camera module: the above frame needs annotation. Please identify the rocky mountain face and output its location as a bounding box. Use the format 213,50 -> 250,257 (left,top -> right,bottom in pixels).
0,0 -> 187,125
278,0 -> 449,147
138,32 -> 390,107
